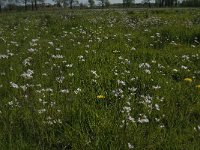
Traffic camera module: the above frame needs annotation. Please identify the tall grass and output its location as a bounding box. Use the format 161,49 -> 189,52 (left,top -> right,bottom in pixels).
0,9 -> 199,149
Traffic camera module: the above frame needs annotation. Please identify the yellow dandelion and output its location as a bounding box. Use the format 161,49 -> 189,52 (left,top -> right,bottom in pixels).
184,78 -> 192,82
97,95 -> 105,99
195,85 -> 200,88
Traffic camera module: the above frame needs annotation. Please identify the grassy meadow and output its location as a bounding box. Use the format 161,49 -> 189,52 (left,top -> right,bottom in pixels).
0,9 -> 200,149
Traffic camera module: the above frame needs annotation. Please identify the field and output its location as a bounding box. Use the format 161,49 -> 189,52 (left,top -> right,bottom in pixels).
0,9 -> 200,149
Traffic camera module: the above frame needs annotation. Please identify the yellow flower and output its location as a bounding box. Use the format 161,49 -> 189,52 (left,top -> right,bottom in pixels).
184,78 -> 192,82
97,95 -> 105,99
196,85 -> 200,88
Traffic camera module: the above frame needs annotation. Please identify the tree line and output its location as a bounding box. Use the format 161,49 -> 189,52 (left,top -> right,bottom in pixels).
1,0 -> 111,11
0,0 -> 200,12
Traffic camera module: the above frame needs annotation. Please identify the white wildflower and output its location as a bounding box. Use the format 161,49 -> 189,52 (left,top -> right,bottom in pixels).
60,89 -> 69,94
10,82 -> 19,89
48,42 -> 54,46
38,109 -> 46,114
155,104 -> 160,110
128,143 -> 134,149
0,54 -> 8,59
74,88 -> 81,94
52,55 -> 64,59
172,69 -> 178,72
117,80 -> 126,86
69,73 -> 74,76
22,57 -> 32,66
66,64 -> 73,68
138,116 -> 149,123
21,69 -> 34,79
152,85 -> 161,90
27,48 -> 37,53
131,47 -> 136,51
56,76 -> 65,84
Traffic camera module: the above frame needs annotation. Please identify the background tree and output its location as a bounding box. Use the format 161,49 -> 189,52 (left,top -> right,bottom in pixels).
62,0 -> 79,9
105,0 -> 110,7
53,0 -> 62,7
88,0 -> 95,8
36,0 -> 45,9
0,0 -> 7,12
69,0 -> 73,8
79,2 -> 87,8
7,0 -> 17,10
123,0 -> 134,7
16,0 -> 29,10
34,0 -> 37,9
181,0 -> 200,6
155,0 -> 181,7
96,0 -> 110,8
142,0 -> 151,7
31,0 -> 34,10
97,0 -> 104,8
68,0 -> 79,9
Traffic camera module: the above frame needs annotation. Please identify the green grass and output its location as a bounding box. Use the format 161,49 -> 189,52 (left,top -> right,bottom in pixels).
0,9 -> 200,149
